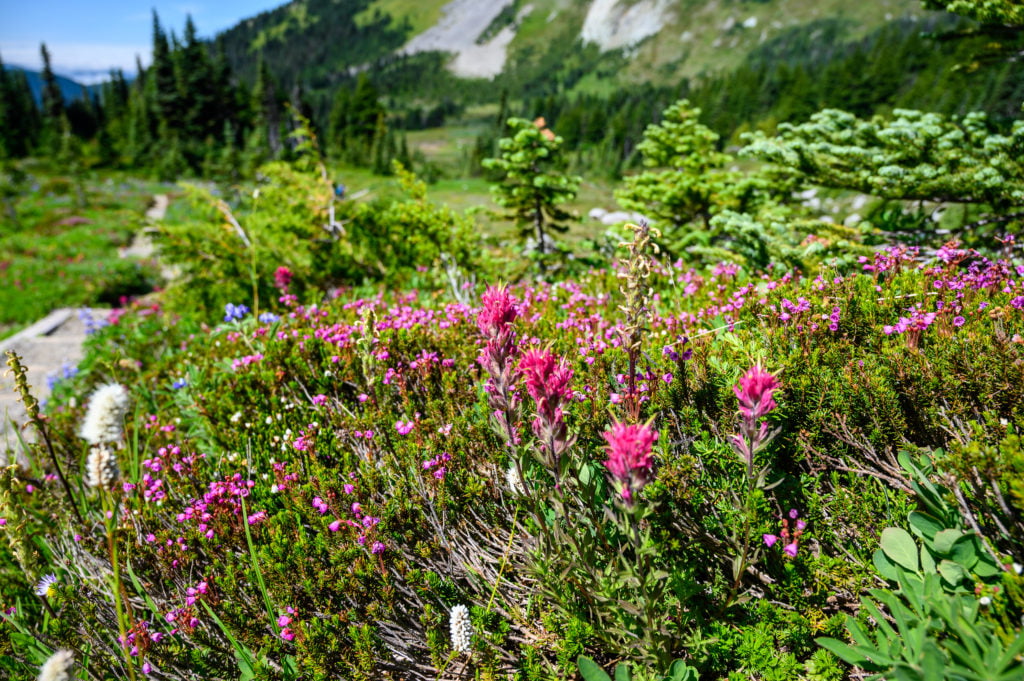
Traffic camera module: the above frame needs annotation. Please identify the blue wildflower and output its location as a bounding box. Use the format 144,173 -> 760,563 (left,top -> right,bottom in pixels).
258,312 -> 280,323
224,303 -> 250,322
172,378 -> 187,390
34,574 -> 58,597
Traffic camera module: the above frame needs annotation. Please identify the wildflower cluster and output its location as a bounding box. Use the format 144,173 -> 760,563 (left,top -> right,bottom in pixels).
764,509 -> 807,558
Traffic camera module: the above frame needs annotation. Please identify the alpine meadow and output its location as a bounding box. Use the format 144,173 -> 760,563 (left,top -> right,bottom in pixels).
1,0 -> 1023,680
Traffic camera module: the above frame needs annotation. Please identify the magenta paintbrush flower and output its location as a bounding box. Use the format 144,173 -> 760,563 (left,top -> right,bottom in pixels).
733,364 -> 779,421
731,364 -> 781,472
518,348 -> 575,464
603,422 -> 657,505
477,285 -> 518,338
476,285 -> 522,446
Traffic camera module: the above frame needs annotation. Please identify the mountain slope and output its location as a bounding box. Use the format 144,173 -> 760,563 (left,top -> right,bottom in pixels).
8,66 -> 99,105
217,0 -> 928,90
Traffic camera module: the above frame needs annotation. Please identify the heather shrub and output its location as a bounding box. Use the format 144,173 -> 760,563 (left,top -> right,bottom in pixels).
1,230 -> 1021,679
156,120 -> 481,322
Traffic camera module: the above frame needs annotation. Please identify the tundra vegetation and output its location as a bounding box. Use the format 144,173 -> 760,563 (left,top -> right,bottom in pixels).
1,1 -> 1023,680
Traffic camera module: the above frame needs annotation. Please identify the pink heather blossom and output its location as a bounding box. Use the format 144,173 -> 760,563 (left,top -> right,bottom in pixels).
763,534 -> 778,547
783,542 -> 798,558
734,365 -> 779,421
395,420 -> 415,435
602,422 -> 657,505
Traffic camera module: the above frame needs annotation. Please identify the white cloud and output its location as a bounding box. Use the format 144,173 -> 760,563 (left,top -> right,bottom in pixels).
1,41 -> 150,81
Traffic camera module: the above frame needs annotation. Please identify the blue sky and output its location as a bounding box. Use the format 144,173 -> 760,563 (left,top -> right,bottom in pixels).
0,1 -> 286,82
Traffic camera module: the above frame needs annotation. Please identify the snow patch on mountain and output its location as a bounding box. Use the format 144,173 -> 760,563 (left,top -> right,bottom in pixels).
581,0 -> 675,51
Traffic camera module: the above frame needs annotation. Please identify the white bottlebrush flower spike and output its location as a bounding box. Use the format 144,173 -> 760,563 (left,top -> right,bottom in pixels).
37,649 -> 74,681
85,445 -> 120,490
80,383 -> 130,445
449,604 -> 473,653
505,464 -> 526,497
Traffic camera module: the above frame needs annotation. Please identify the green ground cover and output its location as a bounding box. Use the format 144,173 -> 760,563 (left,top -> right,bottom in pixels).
0,170 -> 168,339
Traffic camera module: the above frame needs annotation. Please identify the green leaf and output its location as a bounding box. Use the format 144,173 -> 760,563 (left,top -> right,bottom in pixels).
908,511 -> 944,540
920,545 -> 936,573
667,659 -> 699,681
938,559 -> 967,586
815,637 -> 876,668
951,536 -> 978,569
577,656 -> 613,681
932,528 -> 964,554
873,548 -> 900,581
973,556 -> 1002,579
881,527 -> 920,571
614,662 -> 633,681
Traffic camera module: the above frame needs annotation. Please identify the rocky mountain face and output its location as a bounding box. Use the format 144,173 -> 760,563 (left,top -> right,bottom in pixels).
217,0 -> 927,88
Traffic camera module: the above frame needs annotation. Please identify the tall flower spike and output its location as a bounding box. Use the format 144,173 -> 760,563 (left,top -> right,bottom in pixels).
449,604 -> 473,654
518,349 -> 575,466
85,444 -> 120,490
37,649 -> 75,681
80,383 -> 130,446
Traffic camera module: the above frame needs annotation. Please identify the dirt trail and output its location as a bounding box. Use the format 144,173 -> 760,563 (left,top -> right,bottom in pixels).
0,194 -> 170,464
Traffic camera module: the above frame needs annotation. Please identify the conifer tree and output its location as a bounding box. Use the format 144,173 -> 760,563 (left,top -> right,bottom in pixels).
39,43 -> 64,124
150,12 -> 180,132
0,52 -> 38,157
179,16 -> 215,143
483,117 -> 580,258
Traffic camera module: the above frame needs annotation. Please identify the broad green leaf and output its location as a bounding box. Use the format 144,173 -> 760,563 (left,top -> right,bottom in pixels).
667,659 -> 698,681
881,527 -> 920,571
938,559 -> 967,586
874,548 -> 900,581
932,528 -> 964,554
920,546 -> 936,573
973,556 -> 1002,579
908,511 -> 944,540
577,656 -> 613,681
951,536 -> 979,568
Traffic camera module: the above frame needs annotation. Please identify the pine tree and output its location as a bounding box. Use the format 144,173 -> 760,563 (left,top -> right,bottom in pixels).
483,117 -> 580,260
150,11 -> 180,132
39,43 -> 64,123
179,16 -> 215,143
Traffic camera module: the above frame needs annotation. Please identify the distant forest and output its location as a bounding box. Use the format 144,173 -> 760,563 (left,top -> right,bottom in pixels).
1,7 -> 1021,180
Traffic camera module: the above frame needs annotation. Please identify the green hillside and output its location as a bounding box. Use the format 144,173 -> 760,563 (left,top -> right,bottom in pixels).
217,0 -> 926,91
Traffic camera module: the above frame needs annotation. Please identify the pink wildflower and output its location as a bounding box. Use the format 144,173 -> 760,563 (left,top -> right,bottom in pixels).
518,349 -> 575,465
477,286 -> 518,338
274,266 -> 293,292
734,365 -> 779,421
602,422 -> 657,506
